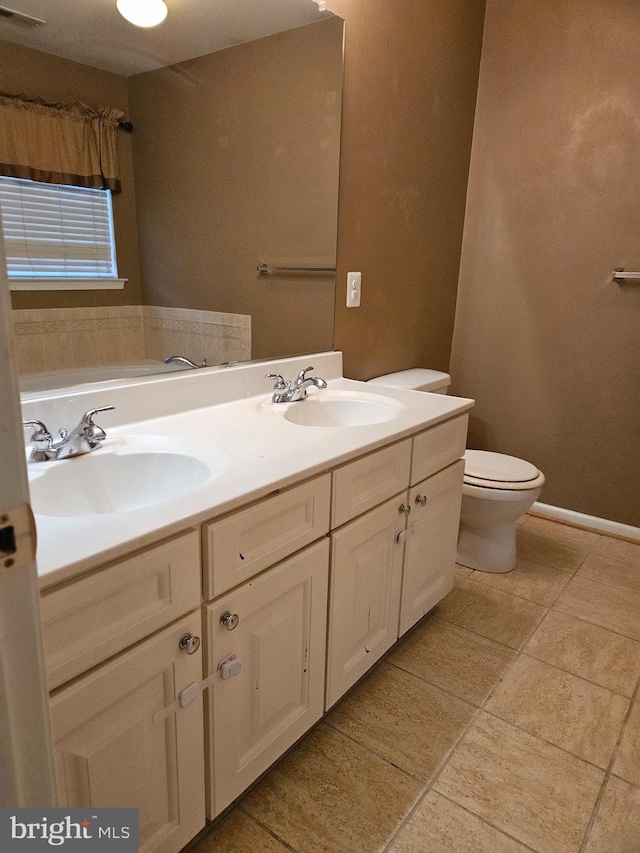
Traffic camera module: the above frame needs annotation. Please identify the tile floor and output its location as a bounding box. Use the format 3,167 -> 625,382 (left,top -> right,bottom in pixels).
187,516 -> 640,853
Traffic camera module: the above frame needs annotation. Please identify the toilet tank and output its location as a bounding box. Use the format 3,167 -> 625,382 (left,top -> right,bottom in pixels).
367,368 -> 451,394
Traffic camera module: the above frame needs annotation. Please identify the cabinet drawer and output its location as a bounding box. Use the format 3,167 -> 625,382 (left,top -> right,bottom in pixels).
331,439 -> 412,528
41,530 -> 201,690
203,474 -> 331,599
410,414 -> 468,484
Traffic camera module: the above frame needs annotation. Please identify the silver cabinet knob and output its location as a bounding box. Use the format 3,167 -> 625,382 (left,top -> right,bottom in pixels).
220,611 -> 240,631
398,503 -> 411,515
395,530 -> 407,545
414,494 -> 428,506
179,633 -> 200,655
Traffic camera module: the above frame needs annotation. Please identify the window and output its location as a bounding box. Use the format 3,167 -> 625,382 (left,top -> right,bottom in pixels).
0,176 -> 125,290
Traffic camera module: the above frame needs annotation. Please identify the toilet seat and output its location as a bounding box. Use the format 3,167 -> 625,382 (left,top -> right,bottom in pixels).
463,450 -> 545,492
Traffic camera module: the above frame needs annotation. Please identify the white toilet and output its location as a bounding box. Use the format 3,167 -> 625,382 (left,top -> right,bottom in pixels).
368,369 -> 545,573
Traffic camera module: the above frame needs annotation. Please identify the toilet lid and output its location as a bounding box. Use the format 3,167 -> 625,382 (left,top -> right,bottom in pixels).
464,450 -> 539,483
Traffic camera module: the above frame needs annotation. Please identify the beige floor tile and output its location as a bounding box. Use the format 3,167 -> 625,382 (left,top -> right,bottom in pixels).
388,790 -> 529,853
326,662 -> 476,782
578,537 -> 640,594
242,723 -> 423,853
471,556 -> 571,606
596,535 -> 640,568
486,655 -> 629,768
554,576 -> 640,640
524,610 -> 640,698
583,776 -> 640,853
612,702 -> 640,788
434,583 -> 546,649
455,564 -> 474,583
517,516 -> 600,572
434,713 -> 604,853
389,615 -> 516,705
190,808 -> 290,852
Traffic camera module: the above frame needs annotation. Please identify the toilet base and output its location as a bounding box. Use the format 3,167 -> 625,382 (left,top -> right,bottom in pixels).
457,520 -> 517,573
456,481 -> 542,574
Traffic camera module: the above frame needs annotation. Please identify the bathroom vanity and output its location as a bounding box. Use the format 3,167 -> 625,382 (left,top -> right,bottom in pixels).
24,352 -> 472,853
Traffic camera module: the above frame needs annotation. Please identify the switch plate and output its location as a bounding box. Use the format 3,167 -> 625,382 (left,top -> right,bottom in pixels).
346,271 -> 361,307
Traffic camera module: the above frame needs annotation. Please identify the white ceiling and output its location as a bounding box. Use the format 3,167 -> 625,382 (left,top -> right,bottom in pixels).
0,0 -> 331,76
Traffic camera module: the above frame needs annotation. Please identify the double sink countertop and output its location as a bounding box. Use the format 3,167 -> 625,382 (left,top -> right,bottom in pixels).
21,352 -> 474,589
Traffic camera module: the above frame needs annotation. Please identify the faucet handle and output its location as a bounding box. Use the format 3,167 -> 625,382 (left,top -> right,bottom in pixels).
23,419 -> 52,447
80,405 -> 116,427
295,366 -> 314,385
266,373 -> 288,390
79,405 -> 115,445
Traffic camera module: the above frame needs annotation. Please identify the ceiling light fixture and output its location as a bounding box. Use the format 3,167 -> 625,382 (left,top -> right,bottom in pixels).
116,0 -> 168,28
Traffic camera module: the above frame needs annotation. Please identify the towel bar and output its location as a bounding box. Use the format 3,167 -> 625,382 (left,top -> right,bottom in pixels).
612,268 -> 640,282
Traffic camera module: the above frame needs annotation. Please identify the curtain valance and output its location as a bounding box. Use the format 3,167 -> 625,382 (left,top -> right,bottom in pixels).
0,92 -> 123,192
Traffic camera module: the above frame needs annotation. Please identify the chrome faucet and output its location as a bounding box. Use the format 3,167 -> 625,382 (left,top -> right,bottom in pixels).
266,366 -> 327,403
164,355 -> 207,369
22,405 -> 115,463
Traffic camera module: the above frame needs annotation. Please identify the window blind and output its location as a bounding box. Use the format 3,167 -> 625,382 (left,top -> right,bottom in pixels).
0,176 -> 117,279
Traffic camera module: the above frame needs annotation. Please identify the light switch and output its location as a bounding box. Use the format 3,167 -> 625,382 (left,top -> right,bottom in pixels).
346,271 -> 361,307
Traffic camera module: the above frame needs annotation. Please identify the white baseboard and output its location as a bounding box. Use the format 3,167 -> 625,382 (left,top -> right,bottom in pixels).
530,502 -> 640,542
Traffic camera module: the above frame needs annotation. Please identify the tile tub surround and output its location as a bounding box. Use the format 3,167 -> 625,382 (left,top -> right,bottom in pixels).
186,517 -> 640,853
141,306 -> 251,366
22,351 -> 474,585
13,306 -> 145,375
12,305 -> 251,374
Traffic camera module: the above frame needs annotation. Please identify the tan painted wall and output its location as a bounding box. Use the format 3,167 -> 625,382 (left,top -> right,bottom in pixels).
327,0 -> 486,380
128,18 -> 343,361
450,0 -> 640,526
0,40 -> 141,310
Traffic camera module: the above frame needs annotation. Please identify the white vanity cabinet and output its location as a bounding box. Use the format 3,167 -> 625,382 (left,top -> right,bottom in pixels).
204,539 -> 329,818
326,415 -> 468,708
43,532 -> 206,853
32,353 -> 474,853
49,611 -> 205,853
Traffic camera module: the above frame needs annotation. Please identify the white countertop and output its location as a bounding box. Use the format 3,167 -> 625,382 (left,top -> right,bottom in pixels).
23,353 -> 474,589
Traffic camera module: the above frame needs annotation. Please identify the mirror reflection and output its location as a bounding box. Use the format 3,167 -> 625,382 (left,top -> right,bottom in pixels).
0,1 -> 343,394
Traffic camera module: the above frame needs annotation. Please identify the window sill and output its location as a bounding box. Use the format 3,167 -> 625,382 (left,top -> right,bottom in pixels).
9,278 -> 127,292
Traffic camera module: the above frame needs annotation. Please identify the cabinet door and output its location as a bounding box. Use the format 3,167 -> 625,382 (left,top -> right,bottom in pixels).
49,612 -> 205,853
399,459 -> 464,636
326,497 -> 405,709
206,539 -> 329,818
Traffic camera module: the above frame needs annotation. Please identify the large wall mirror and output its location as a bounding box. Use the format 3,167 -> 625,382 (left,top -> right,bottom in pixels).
0,0 -> 343,393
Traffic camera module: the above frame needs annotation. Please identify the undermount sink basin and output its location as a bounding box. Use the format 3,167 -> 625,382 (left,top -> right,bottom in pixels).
282,393 -> 403,427
28,436 -> 226,517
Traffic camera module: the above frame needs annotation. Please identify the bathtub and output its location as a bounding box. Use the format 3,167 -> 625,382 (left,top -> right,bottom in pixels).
19,360 -> 187,393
